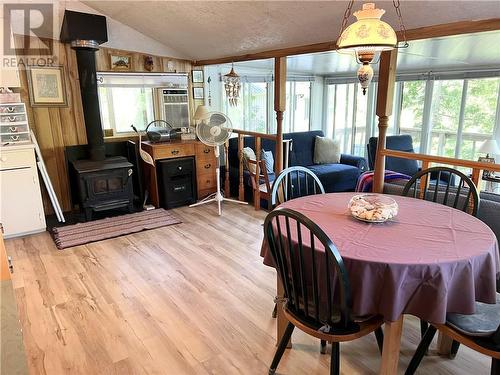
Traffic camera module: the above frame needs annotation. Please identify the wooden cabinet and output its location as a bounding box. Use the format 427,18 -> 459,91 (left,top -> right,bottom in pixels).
0,144 -> 46,238
141,140 -> 217,208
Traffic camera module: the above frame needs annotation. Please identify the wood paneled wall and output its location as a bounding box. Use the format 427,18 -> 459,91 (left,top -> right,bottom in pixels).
12,35 -> 202,214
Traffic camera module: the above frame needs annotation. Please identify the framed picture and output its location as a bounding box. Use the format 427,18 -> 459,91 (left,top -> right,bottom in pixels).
478,156 -> 495,177
192,70 -> 204,83
193,87 -> 204,100
110,54 -> 132,71
27,66 -> 67,107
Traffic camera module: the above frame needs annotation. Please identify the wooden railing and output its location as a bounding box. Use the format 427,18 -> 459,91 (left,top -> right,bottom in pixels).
223,130 -> 278,210
224,129 -> 292,210
376,148 -> 500,192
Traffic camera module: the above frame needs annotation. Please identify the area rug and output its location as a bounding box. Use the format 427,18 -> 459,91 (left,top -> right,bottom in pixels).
52,209 -> 181,249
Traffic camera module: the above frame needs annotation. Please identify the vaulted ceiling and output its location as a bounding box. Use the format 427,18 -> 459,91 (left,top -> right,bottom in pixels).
83,1 -> 500,61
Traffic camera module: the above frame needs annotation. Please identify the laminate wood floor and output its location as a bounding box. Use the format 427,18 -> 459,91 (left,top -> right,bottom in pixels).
4,203 -> 492,375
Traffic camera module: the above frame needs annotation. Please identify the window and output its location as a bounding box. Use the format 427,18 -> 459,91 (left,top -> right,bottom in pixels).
283,81 -> 312,133
461,78 -> 499,160
98,86 -> 154,133
429,80 -> 463,158
399,81 -> 426,152
221,78 -> 312,134
324,75 -> 499,161
97,73 -> 188,134
223,82 -> 268,133
325,83 -> 370,156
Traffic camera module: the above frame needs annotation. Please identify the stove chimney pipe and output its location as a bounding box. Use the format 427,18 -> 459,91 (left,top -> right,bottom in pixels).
60,11 -> 108,161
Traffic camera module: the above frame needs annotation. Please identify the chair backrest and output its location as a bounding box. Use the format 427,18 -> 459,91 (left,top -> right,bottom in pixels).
367,135 -> 419,176
270,166 -> 325,207
264,207 -> 356,332
247,159 -> 272,194
402,166 -> 480,216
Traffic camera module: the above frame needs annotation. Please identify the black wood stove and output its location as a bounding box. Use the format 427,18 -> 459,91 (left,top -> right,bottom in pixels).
72,157 -> 134,221
61,11 -> 135,220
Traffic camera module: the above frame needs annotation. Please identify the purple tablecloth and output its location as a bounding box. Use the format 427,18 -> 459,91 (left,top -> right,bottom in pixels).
261,192 -> 499,323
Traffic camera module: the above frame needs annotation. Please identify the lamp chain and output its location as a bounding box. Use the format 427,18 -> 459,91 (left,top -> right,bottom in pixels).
393,0 -> 409,48
337,0 -> 355,43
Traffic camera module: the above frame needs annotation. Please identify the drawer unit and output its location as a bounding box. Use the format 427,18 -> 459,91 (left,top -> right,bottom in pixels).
157,157 -> 197,209
197,173 -> 216,191
0,148 -> 34,170
153,143 -> 194,160
0,103 -> 30,145
195,143 -> 215,160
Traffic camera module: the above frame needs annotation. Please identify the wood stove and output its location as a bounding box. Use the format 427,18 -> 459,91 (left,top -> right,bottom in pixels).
61,11 -> 135,220
71,157 -> 134,221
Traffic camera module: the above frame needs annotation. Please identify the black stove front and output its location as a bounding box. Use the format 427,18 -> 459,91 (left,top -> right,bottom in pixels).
71,156 -> 134,221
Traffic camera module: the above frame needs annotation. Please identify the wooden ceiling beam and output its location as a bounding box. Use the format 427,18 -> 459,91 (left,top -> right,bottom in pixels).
194,18 -> 500,66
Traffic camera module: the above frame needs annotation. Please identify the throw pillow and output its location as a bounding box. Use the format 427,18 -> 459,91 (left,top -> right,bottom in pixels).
314,136 -> 341,164
261,149 -> 274,174
242,147 -> 256,173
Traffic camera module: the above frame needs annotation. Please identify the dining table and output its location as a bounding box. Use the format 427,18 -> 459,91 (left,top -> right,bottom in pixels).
260,192 -> 499,375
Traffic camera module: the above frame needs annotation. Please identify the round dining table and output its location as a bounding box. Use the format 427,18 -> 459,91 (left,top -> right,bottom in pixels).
260,192 -> 499,375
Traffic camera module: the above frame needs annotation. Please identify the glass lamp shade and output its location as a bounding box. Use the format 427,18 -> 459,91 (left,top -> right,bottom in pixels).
357,63 -> 374,95
337,3 -> 397,61
223,67 -> 241,106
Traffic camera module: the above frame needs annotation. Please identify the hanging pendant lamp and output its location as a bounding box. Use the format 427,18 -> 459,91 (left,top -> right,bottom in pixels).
223,63 -> 241,106
336,1 -> 408,95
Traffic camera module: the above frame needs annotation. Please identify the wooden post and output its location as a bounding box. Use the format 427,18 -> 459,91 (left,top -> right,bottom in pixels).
254,137 -> 261,210
273,56 -> 290,348
224,141 -> 230,198
274,57 -> 286,174
373,50 -> 398,193
238,134 -> 245,201
379,317 -> 404,375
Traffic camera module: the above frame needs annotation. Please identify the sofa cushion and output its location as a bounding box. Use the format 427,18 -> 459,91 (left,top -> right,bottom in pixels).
287,130 -> 324,167
368,135 -> 419,176
261,149 -> 274,173
308,163 -> 361,193
314,136 -> 341,164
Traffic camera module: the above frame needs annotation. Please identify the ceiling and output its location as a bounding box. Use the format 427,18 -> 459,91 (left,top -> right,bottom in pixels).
225,31 -> 500,75
83,1 -> 500,61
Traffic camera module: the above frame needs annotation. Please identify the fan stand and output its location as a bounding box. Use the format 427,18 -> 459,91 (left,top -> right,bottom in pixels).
189,145 -> 247,215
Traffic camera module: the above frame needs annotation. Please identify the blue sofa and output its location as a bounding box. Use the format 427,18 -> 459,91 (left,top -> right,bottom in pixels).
367,135 -> 452,184
227,130 -> 368,201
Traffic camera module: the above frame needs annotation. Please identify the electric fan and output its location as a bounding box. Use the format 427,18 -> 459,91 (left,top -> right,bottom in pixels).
189,112 -> 247,215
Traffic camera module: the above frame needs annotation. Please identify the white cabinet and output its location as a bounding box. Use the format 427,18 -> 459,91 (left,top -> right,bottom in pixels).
0,144 -> 46,238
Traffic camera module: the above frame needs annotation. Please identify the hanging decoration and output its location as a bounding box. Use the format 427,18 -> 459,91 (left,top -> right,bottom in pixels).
336,1 -> 408,95
223,63 -> 241,106
207,76 -> 212,106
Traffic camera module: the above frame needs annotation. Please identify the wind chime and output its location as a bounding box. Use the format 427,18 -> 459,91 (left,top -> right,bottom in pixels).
223,63 -> 241,106
336,1 -> 408,95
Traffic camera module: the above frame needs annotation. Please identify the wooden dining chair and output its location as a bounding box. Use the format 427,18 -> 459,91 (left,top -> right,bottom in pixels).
264,208 -> 384,375
405,293 -> 500,375
402,166 -> 480,216
402,166 -> 481,356
270,166 -> 325,323
270,166 -> 325,207
247,159 -> 272,208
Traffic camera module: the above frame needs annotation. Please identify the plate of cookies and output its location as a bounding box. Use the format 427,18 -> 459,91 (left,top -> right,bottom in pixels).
348,194 -> 398,223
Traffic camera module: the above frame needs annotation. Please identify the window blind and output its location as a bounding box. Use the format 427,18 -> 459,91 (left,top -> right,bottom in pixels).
96,72 -> 189,88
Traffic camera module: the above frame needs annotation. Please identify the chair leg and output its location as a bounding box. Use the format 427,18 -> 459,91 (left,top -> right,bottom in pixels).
374,327 -> 384,355
269,322 -> 294,375
405,325 -> 437,375
272,303 -> 277,318
449,340 -> 460,359
420,320 -> 428,338
420,320 -> 429,355
320,340 -> 327,354
491,357 -> 499,375
330,342 -> 340,375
